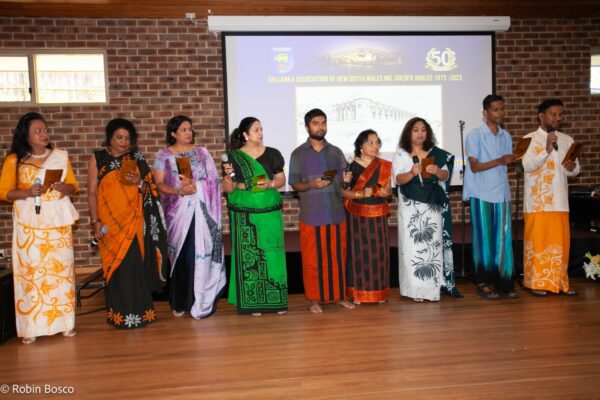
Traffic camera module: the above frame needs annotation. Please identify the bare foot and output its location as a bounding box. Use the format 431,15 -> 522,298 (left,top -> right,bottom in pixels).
339,300 -> 356,309
62,330 -> 77,337
353,300 -> 361,305
309,301 -> 323,314
172,310 -> 185,317
21,337 -> 36,344
277,310 -> 287,315
251,312 -> 262,317
378,299 -> 387,304
413,298 -> 424,302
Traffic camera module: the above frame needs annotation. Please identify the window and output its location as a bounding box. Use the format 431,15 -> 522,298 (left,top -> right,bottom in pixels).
0,56 -> 31,102
0,50 -> 108,105
592,50 -> 600,95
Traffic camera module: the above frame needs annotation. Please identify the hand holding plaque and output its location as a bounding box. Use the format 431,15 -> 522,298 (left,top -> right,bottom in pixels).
321,169 -> 337,182
513,137 -> 532,161
43,169 -> 63,193
420,156 -> 435,179
251,174 -> 267,192
562,143 -> 582,165
119,158 -> 139,186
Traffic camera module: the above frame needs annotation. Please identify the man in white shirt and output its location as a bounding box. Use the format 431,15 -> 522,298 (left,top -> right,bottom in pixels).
522,98 -> 580,296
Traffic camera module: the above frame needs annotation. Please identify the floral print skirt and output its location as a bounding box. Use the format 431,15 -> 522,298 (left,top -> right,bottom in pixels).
397,196 -> 444,301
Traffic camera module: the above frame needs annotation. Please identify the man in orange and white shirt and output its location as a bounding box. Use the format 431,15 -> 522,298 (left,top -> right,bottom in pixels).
522,99 -> 580,296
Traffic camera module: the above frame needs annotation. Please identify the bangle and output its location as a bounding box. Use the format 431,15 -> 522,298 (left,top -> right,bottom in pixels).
356,191 -> 361,199
270,181 -> 275,188
137,179 -> 144,188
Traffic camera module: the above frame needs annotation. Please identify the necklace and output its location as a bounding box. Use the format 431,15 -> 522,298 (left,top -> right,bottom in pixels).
29,149 -> 50,159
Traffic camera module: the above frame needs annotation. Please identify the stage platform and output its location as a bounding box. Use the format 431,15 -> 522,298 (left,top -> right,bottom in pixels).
0,279 -> 599,399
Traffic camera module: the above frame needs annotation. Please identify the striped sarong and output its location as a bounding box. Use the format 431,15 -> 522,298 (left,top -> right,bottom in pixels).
470,197 -> 514,293
346,214 -> 389,303
299,221 -> 347,303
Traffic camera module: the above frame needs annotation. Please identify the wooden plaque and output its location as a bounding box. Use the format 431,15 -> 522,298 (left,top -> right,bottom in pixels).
421,156 -> 435,179
119,158 -> 138,186
175,156 -> 193,180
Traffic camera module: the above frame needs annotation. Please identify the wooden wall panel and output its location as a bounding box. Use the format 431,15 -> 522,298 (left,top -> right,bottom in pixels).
0,0 -> 599,18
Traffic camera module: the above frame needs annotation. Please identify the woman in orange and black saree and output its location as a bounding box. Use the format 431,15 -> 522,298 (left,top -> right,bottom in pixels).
0,112 -> 79,344
87,118 -> 169,329
342,130 -> 393,305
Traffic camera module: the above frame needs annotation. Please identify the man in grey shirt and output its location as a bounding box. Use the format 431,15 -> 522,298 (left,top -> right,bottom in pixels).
289,108 -> 355,313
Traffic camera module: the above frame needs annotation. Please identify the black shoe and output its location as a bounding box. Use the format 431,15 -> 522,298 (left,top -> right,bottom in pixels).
476,284 -> 500,300
530,289 -> 548,297
442,286 -> 464,298
560,289 -> 577,296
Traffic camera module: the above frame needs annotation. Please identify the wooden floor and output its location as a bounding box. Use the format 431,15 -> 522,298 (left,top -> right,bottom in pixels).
1,279 -> 600,399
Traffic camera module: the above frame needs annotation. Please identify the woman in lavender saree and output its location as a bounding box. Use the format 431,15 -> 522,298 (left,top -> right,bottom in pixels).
153,115 -> 226,319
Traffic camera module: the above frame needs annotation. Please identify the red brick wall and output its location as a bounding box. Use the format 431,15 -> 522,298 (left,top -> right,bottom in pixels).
0,16 -> 599,269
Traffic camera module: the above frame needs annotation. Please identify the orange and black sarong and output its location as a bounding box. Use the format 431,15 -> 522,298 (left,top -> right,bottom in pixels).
299,221 -> 347,303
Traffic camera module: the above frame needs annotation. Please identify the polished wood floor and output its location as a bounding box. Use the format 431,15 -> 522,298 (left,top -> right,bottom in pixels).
1,279 -> 599,399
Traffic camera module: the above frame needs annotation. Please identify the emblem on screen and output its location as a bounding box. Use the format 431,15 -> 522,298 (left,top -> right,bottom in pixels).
425,48 -> 457,71
326,48 -> 402,67
273,47 -> 294,74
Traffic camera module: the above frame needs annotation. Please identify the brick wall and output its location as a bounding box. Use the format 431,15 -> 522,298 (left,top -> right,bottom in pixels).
1,16 -> 599,269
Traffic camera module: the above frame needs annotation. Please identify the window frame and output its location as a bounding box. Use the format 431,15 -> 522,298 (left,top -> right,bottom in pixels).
0,48 -> 109,106
591,47 -> 600,95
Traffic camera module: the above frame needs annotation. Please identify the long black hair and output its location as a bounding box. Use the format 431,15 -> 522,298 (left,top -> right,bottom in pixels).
10,112 -> 52,183
398,117 -> 437,153
230,117 -> 259,150
10,112 -> 51,163
165,115 -> 194,145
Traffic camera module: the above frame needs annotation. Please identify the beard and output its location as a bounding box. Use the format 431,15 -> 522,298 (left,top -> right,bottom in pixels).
308,132 -> 326,141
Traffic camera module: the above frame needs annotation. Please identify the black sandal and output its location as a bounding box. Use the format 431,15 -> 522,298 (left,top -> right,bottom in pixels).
476,284 -> 500,300
530,289 -> 548,297
560,289 -> 577,296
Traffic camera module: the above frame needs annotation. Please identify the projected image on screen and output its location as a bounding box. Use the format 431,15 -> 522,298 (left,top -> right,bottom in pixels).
295,85 -> 443,158
224,33 -> 493,187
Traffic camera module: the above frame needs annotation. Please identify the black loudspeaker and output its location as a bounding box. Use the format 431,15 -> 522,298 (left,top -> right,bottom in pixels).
0,270 -> 16,344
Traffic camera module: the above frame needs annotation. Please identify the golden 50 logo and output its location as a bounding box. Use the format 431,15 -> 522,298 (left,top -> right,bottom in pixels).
425,48 -> 457,71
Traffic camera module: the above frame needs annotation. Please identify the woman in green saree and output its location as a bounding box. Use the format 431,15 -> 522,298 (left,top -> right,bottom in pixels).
222,117 -> 288,316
